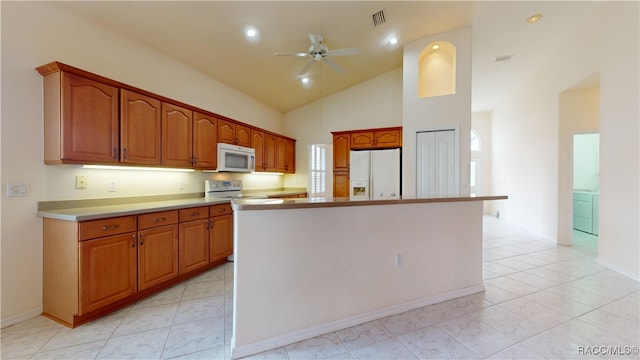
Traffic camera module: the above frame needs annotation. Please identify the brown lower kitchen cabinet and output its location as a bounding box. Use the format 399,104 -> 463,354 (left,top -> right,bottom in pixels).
42,203 -> 233,328
137,211 -> 179,290
178,207 -> 210,275
209,204 -> 233,262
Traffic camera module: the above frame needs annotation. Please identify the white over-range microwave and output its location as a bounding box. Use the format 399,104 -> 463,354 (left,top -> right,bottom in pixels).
217,143 -> 255,173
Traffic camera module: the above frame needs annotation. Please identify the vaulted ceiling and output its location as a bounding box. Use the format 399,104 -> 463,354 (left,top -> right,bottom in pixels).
57,1 -> 603,113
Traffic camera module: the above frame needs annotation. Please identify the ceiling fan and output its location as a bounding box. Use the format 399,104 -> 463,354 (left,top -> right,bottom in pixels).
274,34 -> 360,76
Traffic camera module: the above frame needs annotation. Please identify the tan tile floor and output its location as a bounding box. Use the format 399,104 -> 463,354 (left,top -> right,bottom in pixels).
1,216 -> 638,359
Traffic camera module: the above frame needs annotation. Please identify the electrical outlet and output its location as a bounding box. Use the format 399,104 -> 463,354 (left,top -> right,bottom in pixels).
6,182 -> 28,197
394,254 -> 402,268
75,176 -> 87,189
179,180 -> 184,190
108,181 -> 116,192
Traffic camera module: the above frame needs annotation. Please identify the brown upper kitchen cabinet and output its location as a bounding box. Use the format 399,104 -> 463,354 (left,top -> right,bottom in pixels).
37,64 -> 120,164
285,138 -> 296,173
251,129 -> 266,171
218,119 -> 251,147
351,128 -> 402,149
162,102 -> 193,167
120,90 -> 162,165
192,112 -> 218,169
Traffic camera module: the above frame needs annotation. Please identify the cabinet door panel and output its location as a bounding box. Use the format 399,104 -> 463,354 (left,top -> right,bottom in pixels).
138,225 -> 179,290
235,124 -> 251,147
275,136 -> 287,172
350,132 -> 375,149
121,90 -> 161,164
375,129 -> 402,148
251,130 -> 265,171
162,103 -> 193,167
210,214 -> 232,262
334,172 -> 350,198
62,73 -> 119,163
333,134 -> 350,171
217,119 -> 236,145
264,133 -> 277,172
179,219 -> 209,274
193,112 -> 217,169
285,139 -> 295,173
79,233 -> 137,314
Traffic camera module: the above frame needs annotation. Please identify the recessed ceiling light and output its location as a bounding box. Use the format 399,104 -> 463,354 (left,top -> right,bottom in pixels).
432,44 -> 440,50
244,25 -> 259,41
301,77 -> 310,84
389,36 -> 398,45
527,14 -> 543,24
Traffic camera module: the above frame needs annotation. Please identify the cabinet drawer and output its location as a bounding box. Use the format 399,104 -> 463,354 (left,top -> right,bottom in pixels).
210,203 -> 232,217
179,206 -> 209,222
79,216 -> 137,241
138,210 -> 178,230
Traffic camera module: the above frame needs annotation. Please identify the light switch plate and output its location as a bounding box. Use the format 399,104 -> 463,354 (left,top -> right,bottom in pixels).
7,182 -> 28,197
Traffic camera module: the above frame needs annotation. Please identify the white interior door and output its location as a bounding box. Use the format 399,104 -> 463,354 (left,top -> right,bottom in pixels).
416,130 -> 456,197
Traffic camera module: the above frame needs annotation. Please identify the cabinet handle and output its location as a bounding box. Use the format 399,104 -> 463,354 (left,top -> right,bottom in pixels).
123,148 -> 128,160
139,232 -> 144,246
218,208 -> 226,213
191,211 -> 200,217
113,147 -> 119,160
153,217 -> 166,223
206,219 -> 211,230
131,235 -> 136,248
101,224 -> 120,231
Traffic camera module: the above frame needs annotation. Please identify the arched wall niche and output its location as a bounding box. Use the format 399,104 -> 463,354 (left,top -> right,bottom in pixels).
418,41 -> 456,98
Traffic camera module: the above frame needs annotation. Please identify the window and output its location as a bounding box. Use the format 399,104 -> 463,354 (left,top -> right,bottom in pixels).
470,129 -> 481,152
309,144 -> 328,196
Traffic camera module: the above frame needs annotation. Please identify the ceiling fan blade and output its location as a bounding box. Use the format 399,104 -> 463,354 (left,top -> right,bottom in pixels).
298,59 -> 315,75
324,58 -> 346,74
274,52 -> 308,57
308,34 -> 323,48
327,48 -> 360,57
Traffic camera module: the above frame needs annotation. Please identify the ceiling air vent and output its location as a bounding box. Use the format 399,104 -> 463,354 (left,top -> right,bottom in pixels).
372,9 -> 386,27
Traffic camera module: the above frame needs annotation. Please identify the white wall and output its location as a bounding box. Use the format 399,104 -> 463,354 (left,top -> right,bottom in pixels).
283,69 -> 403,190
557,87 -> 600,245
402,27 -> 472,197
597,6 -> 639,279
0,2 -> 284,325
490,3 -> 638,278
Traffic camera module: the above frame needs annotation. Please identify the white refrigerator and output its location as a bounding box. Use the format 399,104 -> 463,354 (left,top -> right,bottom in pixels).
349,148 -> 401,200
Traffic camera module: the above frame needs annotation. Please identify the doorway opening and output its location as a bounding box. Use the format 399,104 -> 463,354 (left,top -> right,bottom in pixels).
572,132 -> 599,247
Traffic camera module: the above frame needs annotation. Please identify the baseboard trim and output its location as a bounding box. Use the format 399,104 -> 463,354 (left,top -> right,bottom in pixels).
231,285 -> 485,359
596,257 -> 640,282
1,308 -> 43,329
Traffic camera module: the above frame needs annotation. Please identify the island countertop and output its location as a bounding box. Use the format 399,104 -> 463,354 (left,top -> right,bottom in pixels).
231,195 -> 507,211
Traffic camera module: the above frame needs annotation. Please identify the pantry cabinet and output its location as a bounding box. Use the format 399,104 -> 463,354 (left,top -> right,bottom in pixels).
332,127 -> 402,197
120,90 -> 162,165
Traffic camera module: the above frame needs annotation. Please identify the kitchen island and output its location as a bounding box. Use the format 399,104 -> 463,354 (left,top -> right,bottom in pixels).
230,195 -> 506,359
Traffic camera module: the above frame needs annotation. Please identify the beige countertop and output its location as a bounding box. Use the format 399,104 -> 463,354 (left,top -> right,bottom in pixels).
37,188 -> 308,221
232,195 -> 508,211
